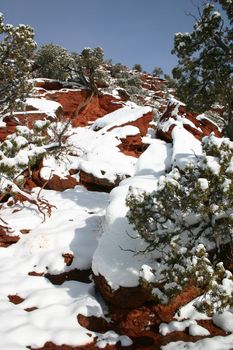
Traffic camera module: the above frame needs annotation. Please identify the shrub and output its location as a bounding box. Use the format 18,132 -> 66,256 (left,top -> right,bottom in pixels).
34,43 -> 73,80
70,47 -> 105,94
172,1 -> 233,139
133,64 -> 142,72
0,13 -> 36,115
110,63 -> 128,78
0,125 -> 46,184
126,134 -> 233,314
152,66 -> 163,77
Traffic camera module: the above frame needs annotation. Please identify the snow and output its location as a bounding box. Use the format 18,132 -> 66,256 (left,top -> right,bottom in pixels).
213,311 -> 233,333
161,335 -> 233,350
189,324 -> 210,336
68,127 -> 137,183
172,126 -> 202,170
0,186 -> 111,348
139,264 -> 157,283
205,156 -> 221,175
25,98 -> 62,118
1,93 -> 232,349
198,178 -> 209,191
96,331 -> 132,348
40,154 -> 79,181
159,320 -> 197,336
196,113 -> 220,130
92,139 -> 173,289
91,105 -> 152,132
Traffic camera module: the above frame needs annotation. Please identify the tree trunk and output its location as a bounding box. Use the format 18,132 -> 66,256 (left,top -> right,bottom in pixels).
225,105 -> 233,140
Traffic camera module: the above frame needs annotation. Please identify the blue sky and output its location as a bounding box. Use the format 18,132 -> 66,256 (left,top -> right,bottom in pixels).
0,0 -> 203,74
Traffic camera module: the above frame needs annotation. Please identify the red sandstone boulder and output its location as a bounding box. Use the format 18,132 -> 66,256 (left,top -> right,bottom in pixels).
93,274 -> 153,309
93,106 -> 154,158
32,167 -> 78,192
157,98 -> 222,143
0,98 -> 64,141
34,78 -> 89,92
115,112 -> 154,157
79,170 -> 125,192
0,225 -> 19,247
34,79 -> 66,91
44,89 -> 123,127
118,134 -> 149,157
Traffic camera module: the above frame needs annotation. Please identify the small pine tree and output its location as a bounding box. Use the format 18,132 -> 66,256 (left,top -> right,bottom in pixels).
133,64 -> 142,72
0,124 -> 46,185
126,134 -> 233,314
70,47 -> 105,94
34,43 -> 73,81
0,13 -> 36,115
110,63 -> 128,78
172,1 -> 233,139
152,66 -> 163,77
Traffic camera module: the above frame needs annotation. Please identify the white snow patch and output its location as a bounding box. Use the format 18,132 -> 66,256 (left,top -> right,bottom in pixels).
159,320 -> 197,336
26,98 -> 62,118
213,311 -> 233,333
96,331 -> 132,348
189,324 -> 210,336
92,105 -> 152,132
0,186 -> 109,349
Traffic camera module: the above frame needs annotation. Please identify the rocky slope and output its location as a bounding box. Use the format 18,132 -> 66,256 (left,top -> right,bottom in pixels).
0,71 -> 229,350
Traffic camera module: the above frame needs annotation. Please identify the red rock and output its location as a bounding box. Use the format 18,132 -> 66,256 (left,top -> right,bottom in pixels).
92,110 -> 153,158
25,306 -> 38,312
42,173 -> 78,191
157,100 -> 222,142
94,273 -> 200,324
0,116 -> 17,141
44,90 -> 123,127
118,135 -> 149,158
28,271 -> 44,277
114,111 -> 153,158
0,103 -> 63,141
32,167 -> 78,192
197,319 -> 226,336
20,229 -> 30,234
44,268 -> 92,285
35,79 -> 65,91
8,294 -> 24,304
62,253 -> 74,266
77,314 -> 111,333
140,74 -> 165,91
0,225 -> 19,247
93,274 -> 153,309
79,170 -> 125,193
152,285 -> 199,323
28,268 -> 92,284
29,342 -> 123,350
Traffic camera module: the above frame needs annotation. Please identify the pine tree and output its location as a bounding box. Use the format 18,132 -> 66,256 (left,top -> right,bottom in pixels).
70,47 -> 105,95
126,135 -> 233,314
0,13 -> 36,115
172,1 -> 233,138
152,66 -> 163,77
34,43 -> 73,81
133,63 -> 142,72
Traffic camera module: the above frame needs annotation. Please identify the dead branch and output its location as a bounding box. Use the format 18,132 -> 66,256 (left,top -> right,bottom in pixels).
0,176 -> 56,222
74,91 -> 94,118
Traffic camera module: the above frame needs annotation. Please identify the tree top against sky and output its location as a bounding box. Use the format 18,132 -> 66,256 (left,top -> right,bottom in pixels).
0,0 -> 214,74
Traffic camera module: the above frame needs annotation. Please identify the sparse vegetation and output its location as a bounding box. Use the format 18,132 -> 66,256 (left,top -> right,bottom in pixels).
172,0 -> 233,139
33,43 -> 73,81
126,135 -> 233,314
0,13 -> 36,115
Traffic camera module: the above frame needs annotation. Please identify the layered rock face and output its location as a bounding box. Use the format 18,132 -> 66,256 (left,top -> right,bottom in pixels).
157,98 -> 221,142
0,75 -> 228,349
44,89 -> 123,127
